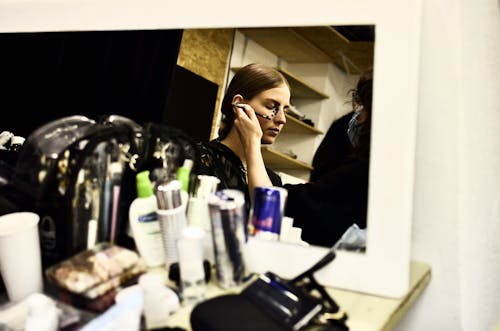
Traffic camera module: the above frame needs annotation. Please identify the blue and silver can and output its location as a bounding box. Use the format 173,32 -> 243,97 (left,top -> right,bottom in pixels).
250,186 -> 288,240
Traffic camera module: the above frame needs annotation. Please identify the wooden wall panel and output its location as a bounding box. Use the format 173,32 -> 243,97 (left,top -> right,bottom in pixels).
177,29 -> 234,139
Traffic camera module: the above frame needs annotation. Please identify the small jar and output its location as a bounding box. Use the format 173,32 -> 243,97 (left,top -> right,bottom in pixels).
25,293 -> 59,331
139,272 -> 180,330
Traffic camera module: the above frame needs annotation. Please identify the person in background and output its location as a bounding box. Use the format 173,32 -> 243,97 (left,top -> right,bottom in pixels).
197,63 -> 291,212
309,111 -> 353,182
311,68 -> 373,182
243,70 -> 373,247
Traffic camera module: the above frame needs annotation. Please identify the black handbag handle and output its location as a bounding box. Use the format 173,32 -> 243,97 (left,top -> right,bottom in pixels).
291,248 -> 336,283
288,248 -> 348,328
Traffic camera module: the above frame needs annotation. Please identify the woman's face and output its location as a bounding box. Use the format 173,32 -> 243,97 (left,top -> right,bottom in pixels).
248,83 -> 291,144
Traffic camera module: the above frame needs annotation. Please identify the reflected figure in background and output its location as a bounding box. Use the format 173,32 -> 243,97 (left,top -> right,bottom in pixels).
309,112 -> 353,182
197,63 -> 291,212
311,69 -> 373,182
241,69 -> 373,247
283,70 -> 373,247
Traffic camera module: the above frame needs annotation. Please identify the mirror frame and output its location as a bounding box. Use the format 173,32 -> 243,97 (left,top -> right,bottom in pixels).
0,0 -> 422,298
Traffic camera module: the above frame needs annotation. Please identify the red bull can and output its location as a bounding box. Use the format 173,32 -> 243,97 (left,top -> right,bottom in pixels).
249,186 -> 288,240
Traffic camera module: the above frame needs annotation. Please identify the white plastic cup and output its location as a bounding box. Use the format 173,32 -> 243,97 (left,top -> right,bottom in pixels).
0,212 -> 43,302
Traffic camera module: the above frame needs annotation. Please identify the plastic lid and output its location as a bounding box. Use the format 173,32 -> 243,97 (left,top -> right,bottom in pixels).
155,179 -> 183,209
182,159 -> 193,170
194,175 -> 220,199
26,293 -> 57,314
209,189 -> 244,210
0,212 -> 39,237
138,272 -> 165,290
136,171 -> 154,198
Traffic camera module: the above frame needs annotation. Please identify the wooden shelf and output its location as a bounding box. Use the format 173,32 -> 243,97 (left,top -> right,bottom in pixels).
278,67 -> 329,99
283,114 -> 323,135
231,67 -> 328,100
238,26 -> 374,75
261,146 -> 313,171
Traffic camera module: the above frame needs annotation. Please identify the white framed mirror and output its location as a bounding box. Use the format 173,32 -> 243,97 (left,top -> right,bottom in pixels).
0,0 -> 422,298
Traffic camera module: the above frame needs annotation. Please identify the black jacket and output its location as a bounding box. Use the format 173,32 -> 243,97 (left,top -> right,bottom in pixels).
284,158 -> 368,247
310,112 -> 353,182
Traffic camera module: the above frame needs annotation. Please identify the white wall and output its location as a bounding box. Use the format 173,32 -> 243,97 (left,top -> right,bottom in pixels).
395,0 -> 500,330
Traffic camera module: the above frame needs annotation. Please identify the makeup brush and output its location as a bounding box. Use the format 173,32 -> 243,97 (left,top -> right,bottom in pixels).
232,103 -> 272,120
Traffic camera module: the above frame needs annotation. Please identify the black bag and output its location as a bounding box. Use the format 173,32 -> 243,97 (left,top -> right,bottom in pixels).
9,114 -> 201,268
190,249 -> 349,331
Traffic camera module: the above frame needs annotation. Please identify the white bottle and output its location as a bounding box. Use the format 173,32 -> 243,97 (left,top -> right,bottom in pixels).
186,175 -> 220,263
25,293 -> 59,331
176,159 -> 193,193
129,170 -> 165,267
177,226 -> 207,305
139,272 -> 180,330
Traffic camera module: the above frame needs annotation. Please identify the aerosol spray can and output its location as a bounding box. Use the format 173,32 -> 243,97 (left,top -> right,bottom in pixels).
208,189 -> 247,288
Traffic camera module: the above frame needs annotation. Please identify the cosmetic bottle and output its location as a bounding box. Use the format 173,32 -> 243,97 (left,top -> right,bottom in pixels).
177,226 -> 206,305
186,175 -> 220,263
139,272 -> 180,330
128,170 -> 165,267
187,175 -> 220,229
176,159 -> 193,193
25,293 -> 59,331
155,178 -> 187,272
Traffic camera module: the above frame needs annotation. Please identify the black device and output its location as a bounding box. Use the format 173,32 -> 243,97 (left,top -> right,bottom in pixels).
242,271 -> 323,330
190,247 -> 349,331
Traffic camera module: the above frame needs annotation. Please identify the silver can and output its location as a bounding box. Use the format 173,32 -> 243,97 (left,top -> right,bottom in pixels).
155,179 -> 186,271
208,189 -> 247,288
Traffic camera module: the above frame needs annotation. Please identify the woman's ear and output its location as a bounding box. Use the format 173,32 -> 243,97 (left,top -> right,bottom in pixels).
232,94 -> 244,105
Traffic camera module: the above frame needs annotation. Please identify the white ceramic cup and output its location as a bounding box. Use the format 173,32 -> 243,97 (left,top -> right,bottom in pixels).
0,212 -> 43,302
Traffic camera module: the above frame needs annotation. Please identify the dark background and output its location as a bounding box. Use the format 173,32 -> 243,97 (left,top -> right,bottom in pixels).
164,65 -> 218,142
0,28 -> 221,295
0,29 -> 185,137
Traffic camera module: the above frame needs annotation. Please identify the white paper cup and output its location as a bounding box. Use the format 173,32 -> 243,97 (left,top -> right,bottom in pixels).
0,212 -> 43,302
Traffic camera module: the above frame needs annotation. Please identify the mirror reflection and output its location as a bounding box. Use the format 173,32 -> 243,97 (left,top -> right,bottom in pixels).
0,26 -> 374,252
221,27 -> 374,250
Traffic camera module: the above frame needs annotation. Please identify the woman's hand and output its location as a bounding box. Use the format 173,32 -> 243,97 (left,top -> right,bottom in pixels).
232,103 -> 273,197
232,103 -> 262,151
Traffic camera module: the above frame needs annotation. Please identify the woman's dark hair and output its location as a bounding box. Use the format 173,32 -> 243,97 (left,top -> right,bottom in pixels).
218,63 -> 290,139
350,69 -> 373,160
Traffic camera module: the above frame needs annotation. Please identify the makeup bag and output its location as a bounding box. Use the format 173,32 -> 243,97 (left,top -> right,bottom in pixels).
9,115 -> 201,268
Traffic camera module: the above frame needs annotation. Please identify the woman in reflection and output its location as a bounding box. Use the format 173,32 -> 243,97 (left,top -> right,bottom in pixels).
197,63 -> 291,211
243,70 -> 373,247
